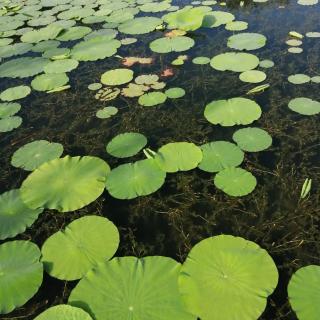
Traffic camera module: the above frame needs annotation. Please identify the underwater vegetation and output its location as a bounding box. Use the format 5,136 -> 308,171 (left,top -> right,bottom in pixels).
0,0 -> 319,319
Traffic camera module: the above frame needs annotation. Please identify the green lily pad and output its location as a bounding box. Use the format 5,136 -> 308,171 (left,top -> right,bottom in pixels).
150,36 -> 195,53
165,87 -> 186,99
192,56 -> 211,64
288,97 -> 320,115
44,59 -> 79,74
69,256 -> 194,320
101,68 -> 134,86
288,265 -> 320,320
105,159 -> 166,199
179,235 -> 278,320
118,17 -> 162,34
0,43 -> 33,59
311,76 -> 320,83
0,85 -> 31,101
0,241 -> 43,314
138,92 -> 167,106
239,70 -> 267,83
0,189 -> 43,240
41,215 -> 119,280
204,97 -> 262,126
11,140 -> 63,171
198,141 -> 244,172
227,33 -> 267,51
288,74 -> 311,84
214,167 -> 257,196
232,127 -> 272,152
203,11 -> 235,27
288,47 -> 303,54
88,83 -> 102,91
0,57 -> 49,78
0,116 -> 22,132
135,74 -> 159,85
34,305 -> 93,320
96,106 -> 118,119
155,142 -> 203,173
20,156 -> 110,212
286,39 -> 303,46
210,52 -> 259,72
225,20 -> 248,31
259,59 -> 274,68
21,25 -> 63,43
0,102 -> 21,118
106,132 -> 147,158
31,73 -> 69,92
57,26 -> 92,41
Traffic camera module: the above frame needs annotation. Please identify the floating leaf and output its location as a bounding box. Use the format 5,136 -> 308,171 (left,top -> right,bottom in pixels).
165,87 -> 185,99
225,20 -> 248,31
21,25 -> 63,43
0,85 -> 31,101
95,87 -> 120,102
88,83 -> 102,91
203,11 -> 235,27
150,36 -> 195,53
300,178 -> 312,199
105,159 -> 166,199
34,305 -> 93,320
0,190 -> 43,240
239,70 -> 266,83
69,256 -> 193,320
31,73 -> 69,92
204,97 -> 262,126
0,102 -> 21,118
96,106 -> 118,119
11,140 -> 63,171
199,141 -> 244,172
288,265 -> 320,320
155,142 -> 203,173
179,235 -> 278,320
106,132 -> 147,158
0,241 -> 43,314
192,56 -> 210,64
0,116 -> 22,132
286,39 -> 302,46
118,17 -> 162,34
57,26 -> 92,41
259,59 -> 274,68
135,74 -> 159,85
101,68 -> 134,86
138,92 -> 167,106
227,33 -> 267,51
210,52 -> 259,72
288,47 -> 303,54
214,167 -> 257,196
288,74 -> 311,84
20,156 -> 110,212
121,83 -> 149,97
232,127 -> 272,152
44,59 -> 79,74
288,97 -> 320,115
246,83 -> 270,95
289,31 -> 304,39
41,216 -> 119,280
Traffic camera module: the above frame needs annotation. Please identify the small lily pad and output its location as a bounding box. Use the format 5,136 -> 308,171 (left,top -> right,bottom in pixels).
0,85 -> 31,101
288,97 -> 320,115
165,87 -> 186,99
0,102 -> 21,118
101,68 -> 134,86
288,74 -> 311,84
96,106 -> 118,119
138,92 -> 167,106
0,116 -> 22,132
192,57 -> 211,65
239,70 -> 267,83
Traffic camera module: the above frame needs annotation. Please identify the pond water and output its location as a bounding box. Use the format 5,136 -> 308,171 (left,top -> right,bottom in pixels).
0,0 -> 319,319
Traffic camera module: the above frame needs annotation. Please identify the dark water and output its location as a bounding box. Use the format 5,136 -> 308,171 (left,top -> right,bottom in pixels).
0,0 -> 320,319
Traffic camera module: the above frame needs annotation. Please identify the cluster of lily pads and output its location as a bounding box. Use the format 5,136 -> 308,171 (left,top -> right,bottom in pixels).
1,218 -> 319,320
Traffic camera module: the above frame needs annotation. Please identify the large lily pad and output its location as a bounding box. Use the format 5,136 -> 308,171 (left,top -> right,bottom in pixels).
150,36 -> 195,53
0,189 -> 43,240
106,132 -> 147,158
154,142 -> 203,173
31,73 -> 69,92
101,68 -> 134,86
210,52 -> 259,72
214,167 -> 257,196
178,235 -> 278,320
105,159 -> 166,199
288,97 -> 320,115
69,256 -> 194,320
288,265 -> 320,320
11,140 -> 63,171
199,141 -> 244,172
34,305 -> 93,320
44,59 -> 79,74
227,33 -> 267,51
41,216 -> 119,280
20,156 -> 110,212
118,17 -> 162,34
204,97 -> 262,126
0,241 -> 43,314
232,127 -> 272,152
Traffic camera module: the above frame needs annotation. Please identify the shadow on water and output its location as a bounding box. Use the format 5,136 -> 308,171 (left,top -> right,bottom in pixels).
0,0 -> 319,319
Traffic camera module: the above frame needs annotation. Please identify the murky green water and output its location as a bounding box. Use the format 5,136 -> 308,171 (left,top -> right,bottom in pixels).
0,0 -> 319,319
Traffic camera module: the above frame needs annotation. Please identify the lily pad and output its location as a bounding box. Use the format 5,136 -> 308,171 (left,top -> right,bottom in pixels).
57,26 -> 92,41
20,156 -> 110,212
232,127 -> 272,152
227,33 -> 267,51
150,36 -> 195,53
225,20 -> 248,31
192,56 -> 211,64
259,59 -> 274,68
178,235 -> 278,320
31,73 -> 69,92
41,215 -> 119,280
105,159 -> 166,199
106,132 -> 147,158
69,256 -> 193,320
96,106 -> 118,119
34,305 -> 93,320
239,70 -> 267,83
0,116 -> 22,132
288,74 -> 311,84
0,85 -> 31,101
165,87 -> 186,99
11,140 -> 63,171
311,76 -> 320,83
210,52 -> 259,72
0,190 -> 43,240
199,141 -> 244,172
138,92 -> 167,106
204,97 -> 262,126
118,17 -> 162,34
288,265 -> 320,320
44,59 -> 79,74
214,167 -> 257,196
0,102 -> 21,118
288,97 -> 320,115
101,68 -> 134,86
155,142 -> 203,173
203,11 -> 235,27
0,241 -> 43,314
